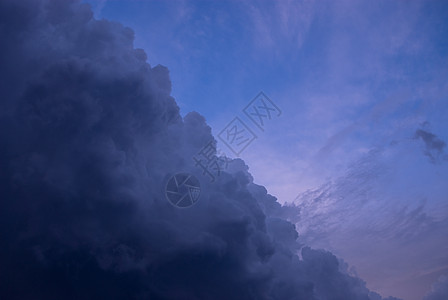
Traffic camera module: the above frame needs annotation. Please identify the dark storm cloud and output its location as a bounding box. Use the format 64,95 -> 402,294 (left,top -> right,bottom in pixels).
414,128 -> 448,163
0,0 -> 398,299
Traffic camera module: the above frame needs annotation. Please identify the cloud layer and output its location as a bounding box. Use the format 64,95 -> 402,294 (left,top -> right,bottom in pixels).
0,0 -> 401,299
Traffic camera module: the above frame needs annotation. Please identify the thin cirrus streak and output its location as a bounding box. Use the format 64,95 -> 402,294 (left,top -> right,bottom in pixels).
294,138 -> 448,300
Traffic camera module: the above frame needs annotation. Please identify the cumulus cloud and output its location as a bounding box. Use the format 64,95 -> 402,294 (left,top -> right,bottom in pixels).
0,0 -> 398,299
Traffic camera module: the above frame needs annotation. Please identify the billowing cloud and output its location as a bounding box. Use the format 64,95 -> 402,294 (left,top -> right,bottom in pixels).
0,0 -> 399,299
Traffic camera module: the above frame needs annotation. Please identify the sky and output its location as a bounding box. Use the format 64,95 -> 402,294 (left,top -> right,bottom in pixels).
1,0 -> 447,299
85,0 -> 448,196
81,1 -> 448,299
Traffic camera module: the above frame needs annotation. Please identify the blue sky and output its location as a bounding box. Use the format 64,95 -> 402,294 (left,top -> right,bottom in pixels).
84,1 -> 448,299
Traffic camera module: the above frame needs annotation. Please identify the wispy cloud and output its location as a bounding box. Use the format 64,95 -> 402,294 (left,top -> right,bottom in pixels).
414,126 -> 448,163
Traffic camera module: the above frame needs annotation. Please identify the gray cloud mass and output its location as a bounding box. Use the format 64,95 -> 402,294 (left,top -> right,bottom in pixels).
0,0 -> 401,299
